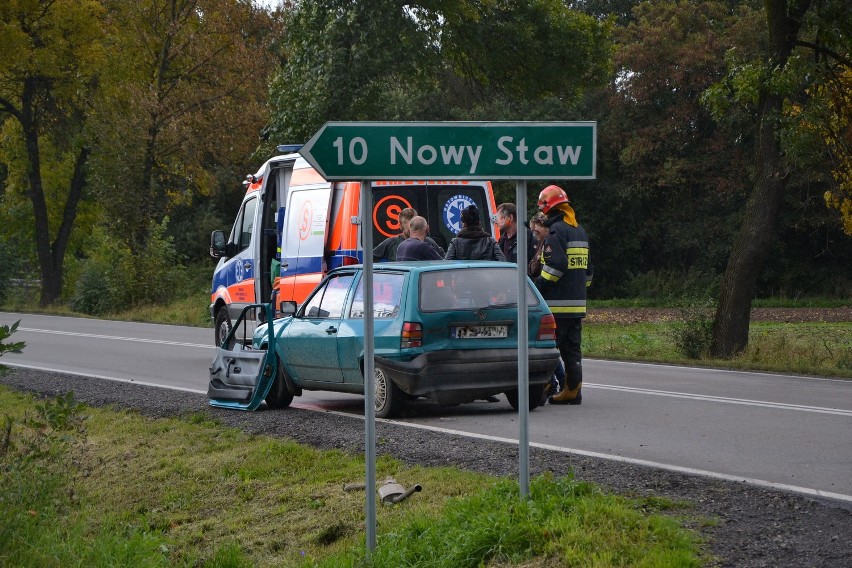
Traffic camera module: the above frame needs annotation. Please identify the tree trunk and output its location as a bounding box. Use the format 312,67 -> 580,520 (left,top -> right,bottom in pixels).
20,78 -> 90,307
710,0 -> 812,357
19,79 -> 57,307
711,97 -> 786,356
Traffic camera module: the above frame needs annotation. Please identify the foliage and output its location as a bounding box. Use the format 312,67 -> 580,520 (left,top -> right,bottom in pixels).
0,389 -> 705,567
666,298 -> 716,359
578,0 -> 760,299
0,390 -> 181,568
314,473 -> 700,567
700,0 -> 850,356
70,218 -> 187,315
0,0 -> 108,306
0,320 -> 25,358
90,0 -> 282,254
267,0 -> 612,144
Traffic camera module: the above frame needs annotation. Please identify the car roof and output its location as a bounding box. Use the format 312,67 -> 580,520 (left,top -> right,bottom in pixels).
328,260 -> 516,276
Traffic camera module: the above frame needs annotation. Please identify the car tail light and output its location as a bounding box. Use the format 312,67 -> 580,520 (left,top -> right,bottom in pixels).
537,314 -> 557,341
401,322 -> 423,348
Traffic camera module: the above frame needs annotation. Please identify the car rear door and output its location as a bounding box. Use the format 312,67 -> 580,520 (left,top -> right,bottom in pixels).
336,271 -> 407,384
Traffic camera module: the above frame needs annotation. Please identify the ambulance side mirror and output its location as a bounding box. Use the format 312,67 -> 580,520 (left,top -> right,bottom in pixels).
210,230 -> 228,259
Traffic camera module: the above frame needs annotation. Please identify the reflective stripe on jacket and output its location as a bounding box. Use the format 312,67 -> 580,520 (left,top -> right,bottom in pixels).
534,215 -> 591,318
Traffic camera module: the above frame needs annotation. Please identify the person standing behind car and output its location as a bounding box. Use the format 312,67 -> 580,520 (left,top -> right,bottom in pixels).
534,185 -> 592,405
374,207 -> 444,261
527,213 -> 548,278
396,216 -> 443,261
529,212 -> 564,400
445,205 -> 506,261
496,203 -> 536,264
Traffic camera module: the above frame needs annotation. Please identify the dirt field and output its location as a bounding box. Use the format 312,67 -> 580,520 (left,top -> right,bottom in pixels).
587,307 -> 852,324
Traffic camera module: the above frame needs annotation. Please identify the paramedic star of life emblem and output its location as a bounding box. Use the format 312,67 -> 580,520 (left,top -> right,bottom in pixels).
442,194 -> 476,234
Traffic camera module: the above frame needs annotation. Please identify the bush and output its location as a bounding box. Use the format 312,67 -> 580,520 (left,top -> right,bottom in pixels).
70,219 -> 188,315
667,298 -> 715,359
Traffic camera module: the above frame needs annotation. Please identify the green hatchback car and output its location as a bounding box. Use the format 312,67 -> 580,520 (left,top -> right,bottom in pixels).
216,261 -> 560,418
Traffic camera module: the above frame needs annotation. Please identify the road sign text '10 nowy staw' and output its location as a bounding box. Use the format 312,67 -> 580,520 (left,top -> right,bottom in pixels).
299,122 -> 596,180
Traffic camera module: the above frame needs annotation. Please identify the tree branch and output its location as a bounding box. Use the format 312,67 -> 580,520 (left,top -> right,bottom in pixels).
0,96 -> 22,121
795,40 -> 852,68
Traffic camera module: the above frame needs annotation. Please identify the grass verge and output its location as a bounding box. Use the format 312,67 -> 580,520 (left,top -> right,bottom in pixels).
585,321 -> 852,378
0,387 -> 705,567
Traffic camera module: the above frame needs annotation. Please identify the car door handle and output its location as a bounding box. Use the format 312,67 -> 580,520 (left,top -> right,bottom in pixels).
325,326 -> 338,335
243,261 -> 252,270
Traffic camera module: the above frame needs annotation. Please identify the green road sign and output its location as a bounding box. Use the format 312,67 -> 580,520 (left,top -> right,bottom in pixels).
299,121 -> 596,180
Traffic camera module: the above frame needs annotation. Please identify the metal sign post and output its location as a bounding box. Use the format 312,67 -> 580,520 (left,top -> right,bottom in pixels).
515,180 -> 530,498
360,181 -> 377,553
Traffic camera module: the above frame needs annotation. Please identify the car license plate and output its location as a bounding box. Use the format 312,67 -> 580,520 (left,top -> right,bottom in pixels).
451,325 -> 508,339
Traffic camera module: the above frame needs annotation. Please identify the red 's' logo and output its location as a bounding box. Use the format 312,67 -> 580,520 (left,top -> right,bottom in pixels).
299,201 -> 313,241
373,195 -> 412,238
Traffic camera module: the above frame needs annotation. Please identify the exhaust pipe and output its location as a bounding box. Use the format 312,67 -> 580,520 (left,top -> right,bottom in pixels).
378,479 -> 422,505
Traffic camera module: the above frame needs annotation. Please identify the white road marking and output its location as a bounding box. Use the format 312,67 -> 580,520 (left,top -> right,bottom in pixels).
586,383 -> 852,416
19,327 -> 213,349
588,358 -> 852,383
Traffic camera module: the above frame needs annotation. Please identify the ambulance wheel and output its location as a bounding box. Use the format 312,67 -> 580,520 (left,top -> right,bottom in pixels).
265,360 -> 294,409
214,309 -> 232,348
374,365 -> 402,419
505,385 -> 545,411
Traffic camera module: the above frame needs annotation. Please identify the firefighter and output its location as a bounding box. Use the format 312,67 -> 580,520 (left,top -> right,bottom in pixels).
534,185 -> 592,405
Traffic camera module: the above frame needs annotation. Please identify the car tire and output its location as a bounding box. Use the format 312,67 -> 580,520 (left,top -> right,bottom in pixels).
505,384 -> 546,411
214,309 -> 232,348
265,359 -> 294,409
374,365 -> 402,419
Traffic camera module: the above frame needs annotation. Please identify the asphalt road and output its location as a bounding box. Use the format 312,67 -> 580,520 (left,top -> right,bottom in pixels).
2,310 -> 850,503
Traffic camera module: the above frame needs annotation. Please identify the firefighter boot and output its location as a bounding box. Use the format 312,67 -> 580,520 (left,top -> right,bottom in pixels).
549,362 -> 582,405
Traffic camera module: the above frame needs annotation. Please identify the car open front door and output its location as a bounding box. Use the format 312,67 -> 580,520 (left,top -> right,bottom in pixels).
208,304 -> 278,410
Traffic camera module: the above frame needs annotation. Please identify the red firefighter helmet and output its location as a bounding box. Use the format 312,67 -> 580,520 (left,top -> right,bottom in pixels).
537,185 -> 569,214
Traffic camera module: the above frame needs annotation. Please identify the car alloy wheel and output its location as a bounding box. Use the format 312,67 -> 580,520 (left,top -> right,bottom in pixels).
374,365 -> 401,418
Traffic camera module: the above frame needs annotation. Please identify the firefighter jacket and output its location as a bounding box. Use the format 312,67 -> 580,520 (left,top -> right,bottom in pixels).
534,211 -> 591,318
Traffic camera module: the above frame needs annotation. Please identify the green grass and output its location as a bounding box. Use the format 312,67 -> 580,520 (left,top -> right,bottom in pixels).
585,321 -> 852,378
0,388 -> 705,567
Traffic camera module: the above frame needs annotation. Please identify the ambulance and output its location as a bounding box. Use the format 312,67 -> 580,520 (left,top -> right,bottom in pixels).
209,147 -> 500,346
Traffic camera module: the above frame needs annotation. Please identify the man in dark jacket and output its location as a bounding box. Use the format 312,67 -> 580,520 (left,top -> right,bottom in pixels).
445,205 -> 506,261
534,185 -> 592,405
396,217 -> 443,261
374,207 -> 444,261
496,203 -> 536,264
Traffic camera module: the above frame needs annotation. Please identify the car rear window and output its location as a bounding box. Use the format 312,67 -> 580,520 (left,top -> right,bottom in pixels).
419,268 -> 539,311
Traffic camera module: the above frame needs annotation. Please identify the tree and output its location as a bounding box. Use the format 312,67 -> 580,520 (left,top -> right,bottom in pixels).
0,0 -> 106,306
266,0 -> 612,144
92,0 -> 281,253
583,0 -> 761,298
705,0 -> 850,356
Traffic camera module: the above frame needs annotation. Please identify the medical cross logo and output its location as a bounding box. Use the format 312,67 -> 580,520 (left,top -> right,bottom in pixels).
442,194 -> 475,234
